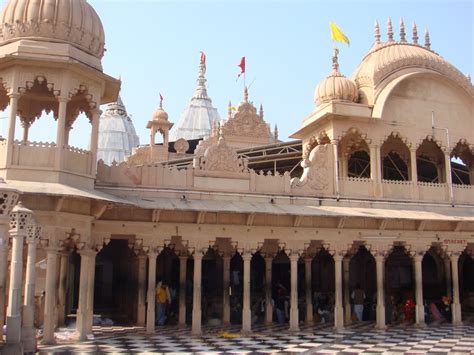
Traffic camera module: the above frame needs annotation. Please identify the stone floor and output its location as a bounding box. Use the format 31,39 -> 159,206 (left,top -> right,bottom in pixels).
34,321 -> 474,354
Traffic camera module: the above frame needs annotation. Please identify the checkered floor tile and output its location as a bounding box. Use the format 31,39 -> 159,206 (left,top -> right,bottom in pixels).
31,321 -> 474,354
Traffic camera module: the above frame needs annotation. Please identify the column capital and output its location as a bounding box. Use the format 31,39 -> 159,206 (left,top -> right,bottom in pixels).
289,252 -> 301,261
241,250 -> 253,261
8,93 -> 20,100
90,108 -> 103,117
449,251 -> 462,261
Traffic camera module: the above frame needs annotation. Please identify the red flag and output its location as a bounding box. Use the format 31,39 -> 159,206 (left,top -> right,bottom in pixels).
200,51 -> 206,64
237,56 -> 246,79
159,93 -> 164,106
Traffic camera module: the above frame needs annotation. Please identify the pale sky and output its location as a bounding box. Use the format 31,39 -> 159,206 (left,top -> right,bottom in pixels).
1,0 -> 473,148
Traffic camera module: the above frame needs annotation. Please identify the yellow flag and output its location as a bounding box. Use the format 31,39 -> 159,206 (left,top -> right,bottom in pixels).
330,21 -> 350,46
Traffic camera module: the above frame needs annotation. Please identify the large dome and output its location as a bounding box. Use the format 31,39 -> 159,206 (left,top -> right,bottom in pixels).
0,0 -> 105,59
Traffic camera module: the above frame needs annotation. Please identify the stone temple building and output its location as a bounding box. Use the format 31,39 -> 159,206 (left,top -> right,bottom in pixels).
0,0 -> 472,353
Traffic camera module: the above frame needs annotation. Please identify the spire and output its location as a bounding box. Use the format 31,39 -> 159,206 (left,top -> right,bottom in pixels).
332,47 -> 340,73
412,21 -> 418,44
399,18 -> 406,42
424,28 -> 431,49
228,100 -> 233,118
374,19 -> 381,44
387,17 -> 394,42
274,124 -> 279,141
244,86 -> 249,103
259,104 -> 264,119
192,52 -> 209,100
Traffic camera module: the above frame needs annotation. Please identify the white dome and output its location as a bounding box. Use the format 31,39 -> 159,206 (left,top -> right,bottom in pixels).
97,95 -> 140,165
0,0 -> 105,59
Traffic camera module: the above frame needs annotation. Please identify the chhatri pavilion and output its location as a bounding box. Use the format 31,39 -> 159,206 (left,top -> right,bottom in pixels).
0,0 -> 472,353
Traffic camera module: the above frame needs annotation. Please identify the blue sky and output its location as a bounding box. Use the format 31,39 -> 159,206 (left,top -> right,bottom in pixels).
3,0 -> 473,148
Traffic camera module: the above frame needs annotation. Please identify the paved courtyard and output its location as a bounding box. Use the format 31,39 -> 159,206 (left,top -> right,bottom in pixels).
36,321 -> 474,354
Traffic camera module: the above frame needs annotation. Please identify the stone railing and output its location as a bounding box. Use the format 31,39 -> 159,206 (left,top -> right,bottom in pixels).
11,140 -> 56,168
453,184 -> 474,204
381,179 -> 414,200
64,145 -> 92,175
417,181 -> 449,202
339,177 -> 374,198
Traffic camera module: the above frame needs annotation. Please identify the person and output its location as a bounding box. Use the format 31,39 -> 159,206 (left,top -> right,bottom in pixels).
275,287 -> 287,324
156,280 -> 171,326
316,295 -> 330,324
440,296 -> 452,322
351,284 -> 365,321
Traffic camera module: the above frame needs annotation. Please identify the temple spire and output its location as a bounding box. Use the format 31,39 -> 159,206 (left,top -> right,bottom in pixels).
399,18 -> 406,42
244,86 -> 249,103
259,104 -> 264,119
374,19 -> 381,44
274,124 -> 279,141
193,52 -> 209,100
412,21 -> 419,44
424,28 -> 431,49
387,17 -> 394,42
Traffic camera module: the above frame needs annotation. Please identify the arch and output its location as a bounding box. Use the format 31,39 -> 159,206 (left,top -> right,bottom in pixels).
416,137 -> 446,183
338,128 -> 371,178
381,133 -> 411,181
451,140 -> 474,185
459,251 -> 474,318
229,252 -> 243,324
349,246 -> 376,321
303,131 -> 331,160
422,248 -> 446,303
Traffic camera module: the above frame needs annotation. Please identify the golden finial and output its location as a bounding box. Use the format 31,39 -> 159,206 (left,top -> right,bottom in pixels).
399,18 -> 406,42
387,17 -> 393,42
332,47 -> 340,73
228,100 -> 232,118
374,19 -> 381,44
424,28 -> 431,49
412,21 -> 418,44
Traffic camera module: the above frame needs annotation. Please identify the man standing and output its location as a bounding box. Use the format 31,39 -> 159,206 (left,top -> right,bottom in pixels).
156,280 -> 171,326
351,284 -> 365,321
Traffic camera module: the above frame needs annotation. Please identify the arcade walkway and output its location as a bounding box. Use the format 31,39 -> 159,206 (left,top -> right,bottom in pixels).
37,321 -> 474,354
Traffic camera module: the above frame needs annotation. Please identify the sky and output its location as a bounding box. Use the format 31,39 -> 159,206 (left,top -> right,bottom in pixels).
1,0 -> 473,148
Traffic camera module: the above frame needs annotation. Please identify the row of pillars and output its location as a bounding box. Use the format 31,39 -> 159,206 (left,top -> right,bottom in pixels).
4,94 -> 102,176
137,247 -> 464,336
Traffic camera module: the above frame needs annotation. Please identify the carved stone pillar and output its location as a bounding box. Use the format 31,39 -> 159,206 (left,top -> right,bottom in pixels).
410,149 -> 419,199
146,250 -> 158,333
76,246 -> 97,340
6,94 -> 20,166
57,251 -> 69,327
343,256 -> 351,325
21,224 -> 41,353
192,250 -> 203,335
222,255 -> 231,325
135,253 -> 147,327
334,253 -> 344,330
375,253 -> 386,330
90,108 -> 102,176
289,253 -> 299,331
241,251 -> 252,334
450,252 -> 462,325
265,256 -> 273,325
55,97 -> 69,170
43,245 -> 60,344
5,202 -> 34,353
304,257 -> 313,324
413,253 -> 425,326
178,254 -> 188,327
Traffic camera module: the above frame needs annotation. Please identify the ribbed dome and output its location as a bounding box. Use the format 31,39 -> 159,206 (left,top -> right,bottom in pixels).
0,0 -> 105,59
152,107 -> 169,121
314,54 -> 358,105
97,95 -> 140,165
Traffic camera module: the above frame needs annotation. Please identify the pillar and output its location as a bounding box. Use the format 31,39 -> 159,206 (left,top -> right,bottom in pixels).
90,109 -> 102,176
375,254 -> 386,330
305,257 -> 313,324
289,253 -> 299,331
6,94 -> 19,166
85,250 -> 97,333
450,252 -> 462,325
57,252 -> 69,327
178,254 -> 188,327
192,251 -> 203,335
445,152 -> 454,203
222,255 -> 231,325
265,256 -> 273,325
444,256 -> 452,300
76,248 -> 96,340
410,149 -> 418,183
43,247 -> 60,344
241,251 -> 252,334
137,253 -> 147,326
0,225 -> 9,341
5,224 -> 26,350
22,122 -> 30,143
334,254 -> 344,330
146,251 -> 157,333
55,97 -> 69,170
343,257 -> 351,324
413,253 -> 425,326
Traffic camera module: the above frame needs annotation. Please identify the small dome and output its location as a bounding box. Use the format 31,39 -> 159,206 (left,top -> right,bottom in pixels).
152,106 -> 169,121
0,0 -> 105,59
314,53 -> 358,105
97,95 -> 140,165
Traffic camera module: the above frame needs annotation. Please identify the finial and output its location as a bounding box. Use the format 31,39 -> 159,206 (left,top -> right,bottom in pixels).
244,86 -> 249,103
217,121 -> 222,139
259,104 -> 264,119
274,124 -> 279,141
387,17 -> 393,41
424,28 -> 431,49
332,47 -> 340,73
374,19 -> 381,44
228,100 -> 233,118
193,52 -> 209,100
399,18 -> 406,42
159,93 -> 163,108
467,73 -> 471,82
412,21 -> 418,44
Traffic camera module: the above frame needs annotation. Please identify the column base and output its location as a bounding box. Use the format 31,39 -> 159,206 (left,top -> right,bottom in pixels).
334,305 -> 344,331
375,324 -> 387,331
21,325 -> 37,353
344,303 -> 352,325
5,314 -> 21,344
192,310 -> 202,336
1,343 -> 23,355
241,308 -> 252,334
415,321 -> 426,328
452,303 -> 463,325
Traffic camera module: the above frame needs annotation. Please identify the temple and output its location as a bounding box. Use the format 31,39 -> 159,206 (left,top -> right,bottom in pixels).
0,1 -> 472,353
